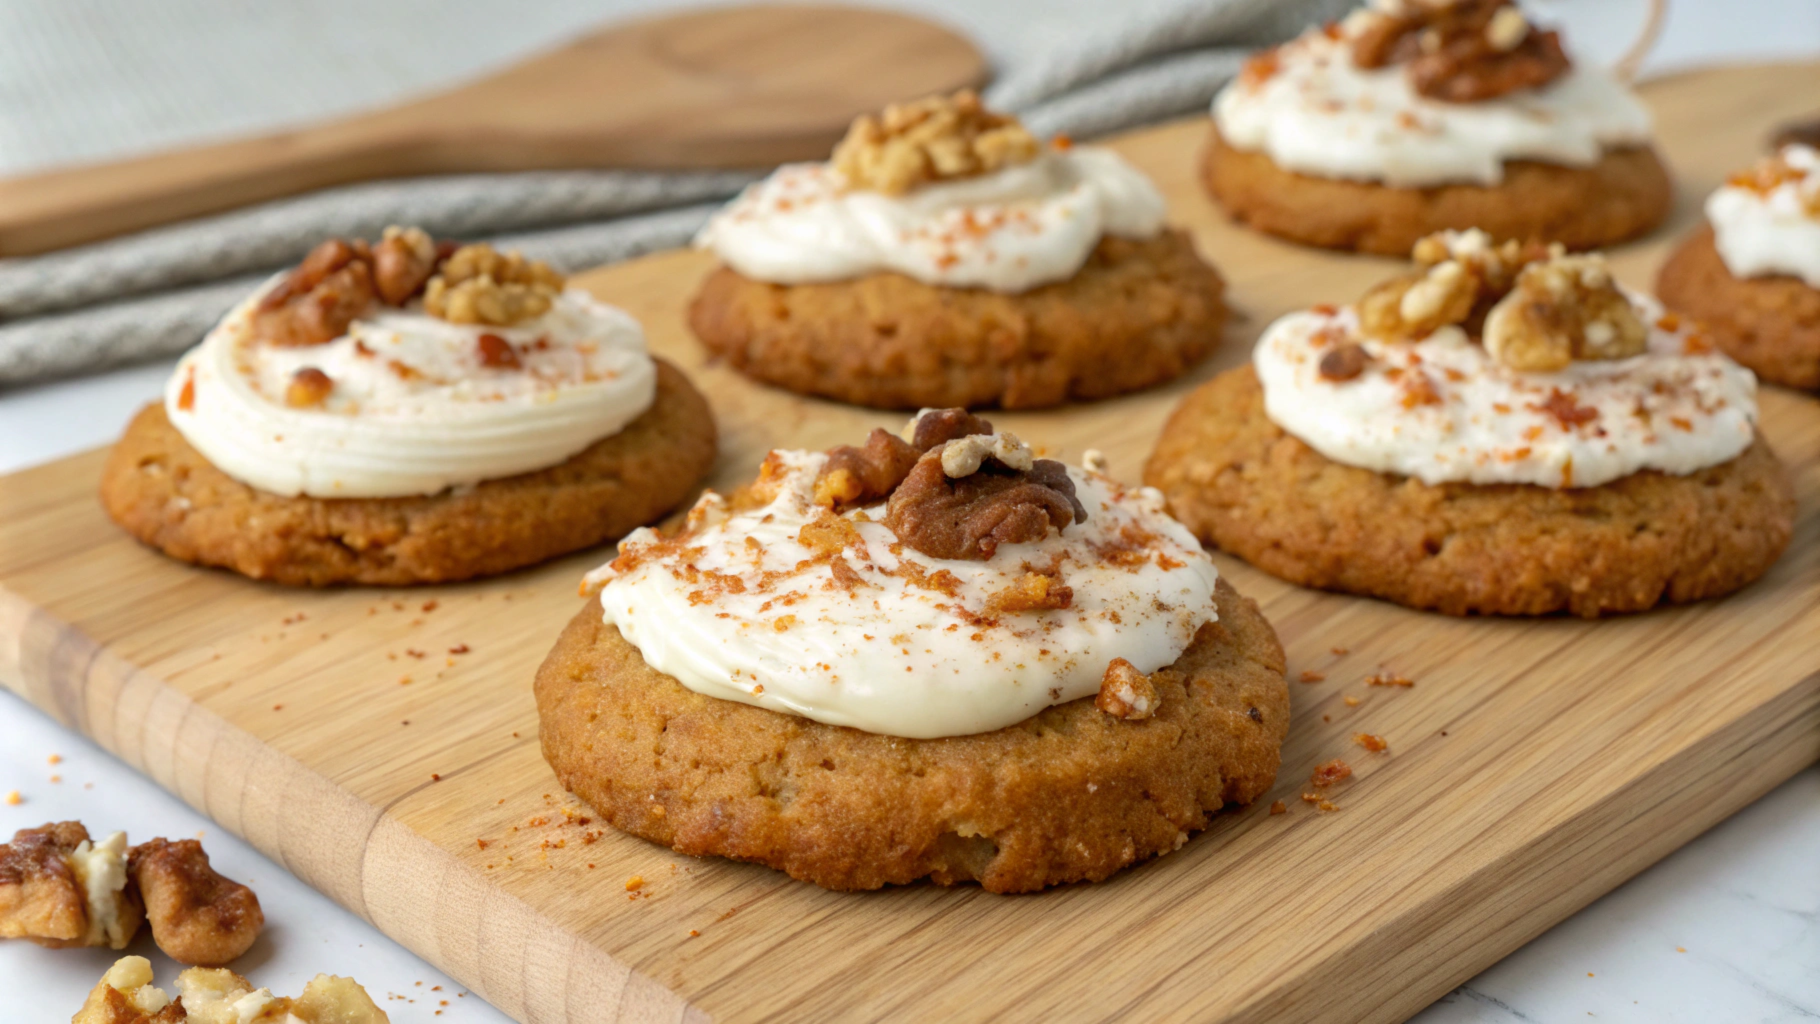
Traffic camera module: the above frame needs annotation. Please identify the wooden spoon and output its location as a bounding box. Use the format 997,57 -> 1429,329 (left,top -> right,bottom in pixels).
0,4 -> 987,257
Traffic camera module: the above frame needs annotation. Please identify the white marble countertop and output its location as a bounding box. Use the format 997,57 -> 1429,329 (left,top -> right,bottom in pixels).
3,3 -> 1819,1021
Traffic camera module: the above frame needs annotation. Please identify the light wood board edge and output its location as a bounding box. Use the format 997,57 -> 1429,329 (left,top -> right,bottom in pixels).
0,585 -> 708,1024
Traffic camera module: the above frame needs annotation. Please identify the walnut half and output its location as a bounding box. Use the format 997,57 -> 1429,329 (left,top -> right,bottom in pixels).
130,838 -> 264,967
0,821 -> 141,951
1349,0 -> 1570,103
883,430 -> 1088,562
1482,254 -> 1647,372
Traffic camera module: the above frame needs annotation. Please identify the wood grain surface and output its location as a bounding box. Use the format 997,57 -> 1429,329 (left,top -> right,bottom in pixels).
0,4 -> 986,256
2,63 -> 1818,1024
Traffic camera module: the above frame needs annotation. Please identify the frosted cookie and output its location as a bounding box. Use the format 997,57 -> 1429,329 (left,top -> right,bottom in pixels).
101,229 -> 716,586
688,90 -> 1227,409
536,410 -> 1288,893
1145,232 -> 1795,616
1657,144 -> 1820,390
1204,0 -> 1671,254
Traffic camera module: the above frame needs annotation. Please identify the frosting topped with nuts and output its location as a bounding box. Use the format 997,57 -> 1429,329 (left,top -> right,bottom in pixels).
1253,231 -> 1758,488
1706,143 -> 1820,288
583,411 -> 1219,739
166,229 -> 655,498
696,91 -> 1166,293
1213,0 -> 1652,187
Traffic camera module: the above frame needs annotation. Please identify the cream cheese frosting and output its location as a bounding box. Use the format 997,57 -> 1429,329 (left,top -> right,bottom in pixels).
1253,299 -> 1758,488
1707,143 -> 1820,288
583,444 -> 1219,739
166,280 -> 656,498
1211,14 -> 1653,188
693,147 -> 1167,293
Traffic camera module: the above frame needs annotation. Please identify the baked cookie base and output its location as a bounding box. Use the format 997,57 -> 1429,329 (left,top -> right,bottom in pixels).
100,359 -> 717,587
1656,224 -> 1820,391
687,231 -> 1226,410
1200,127 -> 1673,256
1143,366 -> 1796,618
535,579 -> 1288,894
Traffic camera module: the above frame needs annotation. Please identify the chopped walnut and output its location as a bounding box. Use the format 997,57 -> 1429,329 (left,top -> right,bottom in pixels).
814,429 -> 923,509
172,964 -> 391,1024
0,821 -> 141,950
883,440 -> 1087,561
370,225 -> 438,305
1483,254 -> 1647,372
831,89 -> 1040,195
1319,344 -> 1371,382
813,408 -> 996,509
71,956 -> 181,1024
1362,229 -> 1560,342
475,332 -> 523,370
940,431 -> 1035,477
423,243 -> 565,327
984,570 -> 1074,614
254,239 -> 377,347
130,838 -> 263,967
284,367 -> 333,408
1349,0 -> 1569,102
1081,449 -> 1110,474
1095,658 -> 1165,720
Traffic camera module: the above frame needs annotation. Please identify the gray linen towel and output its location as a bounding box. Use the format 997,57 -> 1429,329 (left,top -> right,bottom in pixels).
0,0 -> 1346,385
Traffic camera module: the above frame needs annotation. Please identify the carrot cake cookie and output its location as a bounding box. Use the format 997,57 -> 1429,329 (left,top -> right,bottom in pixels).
1204,0 -> 1671,254
1145,231 -> 1794,616
1658,143 -> 1820,390
537,410 -> 1288,892
101,228 -> 716,586
690,90 -> 1227,409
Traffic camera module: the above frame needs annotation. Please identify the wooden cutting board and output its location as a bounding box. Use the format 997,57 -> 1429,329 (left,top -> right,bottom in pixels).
2,62 -> 1817,1024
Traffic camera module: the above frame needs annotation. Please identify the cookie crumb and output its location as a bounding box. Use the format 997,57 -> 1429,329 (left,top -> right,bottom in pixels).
625,876 -> 644,892
1354,733 -> 1389,752
1310,759 -> 1353,787
1269,800 -> 1287,815
3,790 -> 19,805
1298,670 -> 1326,683
1366,671 -> 1415,688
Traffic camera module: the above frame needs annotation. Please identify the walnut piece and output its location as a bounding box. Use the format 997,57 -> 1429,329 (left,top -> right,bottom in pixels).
883,429 -> 1087,562
254,239 -> 377,347
0,821 -> 141,950
130,838 -> 264,967
71,956 -> 182,1024
984,569 -> 1074,614
1349,0 -> 1569,103
370,225 -> 438,305
423,243 -> 565,327
1483,254 -> 1647,372
1361,229 -> 1559,342
812,408 -> 995,510
284,367 -> 333,408
1095,658 -> 1164,720
1319,343 -> 1371,382
254,226 -> 462,346
831,89 -> 1041,195
152,964 -> 392,1024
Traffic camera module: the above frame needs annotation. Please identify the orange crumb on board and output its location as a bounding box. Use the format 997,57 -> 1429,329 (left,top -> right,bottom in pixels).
1354,733 -> 1388,752
1298,670 -> 1326,683
1310,759 -> 1353,787
1331,646 -> 1349,655
1269,800 -> 1287,815
625,876 -> 644,892
1366,671 -> 1414,687
1343,696 -> 1362,707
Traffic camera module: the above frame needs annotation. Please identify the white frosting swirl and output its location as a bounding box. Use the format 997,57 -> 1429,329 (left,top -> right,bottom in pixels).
166,281 -> 656,498
694,147 -> 1167,293
1706,144 -> 1820,288
1212,19 -> 1653,187
584,446 -> 1219,739
1253,300 -> 1758,488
